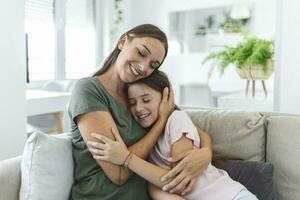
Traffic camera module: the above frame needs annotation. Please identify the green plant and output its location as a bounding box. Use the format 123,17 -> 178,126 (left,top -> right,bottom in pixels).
218,11 -> 249,33
202,37 -> 274,76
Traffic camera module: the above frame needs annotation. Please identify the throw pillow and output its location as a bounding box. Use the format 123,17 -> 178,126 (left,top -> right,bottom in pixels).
20,131 -> 74,200
214,160 -> 275,200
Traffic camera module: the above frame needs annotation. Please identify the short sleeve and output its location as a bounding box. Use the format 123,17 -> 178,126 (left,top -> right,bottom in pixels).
68,78 -> 110,124
166,110 -> 200,148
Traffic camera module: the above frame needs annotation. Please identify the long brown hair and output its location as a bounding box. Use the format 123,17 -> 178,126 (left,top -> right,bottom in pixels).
93,24 -> 168,76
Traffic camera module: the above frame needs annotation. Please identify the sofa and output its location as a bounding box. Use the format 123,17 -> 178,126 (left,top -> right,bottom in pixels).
0,108 -> 299,200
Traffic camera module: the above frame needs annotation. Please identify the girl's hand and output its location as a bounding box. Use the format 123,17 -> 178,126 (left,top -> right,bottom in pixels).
158,86 -> 175,121
87,128 -> 130,165
161,148 -> 212,195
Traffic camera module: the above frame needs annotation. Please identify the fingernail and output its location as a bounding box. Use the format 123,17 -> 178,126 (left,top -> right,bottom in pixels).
162,186 -> 166,191
161,177 -> 165,182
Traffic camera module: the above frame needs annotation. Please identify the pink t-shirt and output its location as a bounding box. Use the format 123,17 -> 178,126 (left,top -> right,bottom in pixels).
149,110 -> 245,200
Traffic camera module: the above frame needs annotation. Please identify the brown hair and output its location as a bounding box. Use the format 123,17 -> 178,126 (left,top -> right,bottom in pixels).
93,24 -> 168,76
125,70 -> 179,110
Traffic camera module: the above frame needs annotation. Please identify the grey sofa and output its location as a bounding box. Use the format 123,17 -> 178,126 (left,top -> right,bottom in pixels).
1,108 -> 300,200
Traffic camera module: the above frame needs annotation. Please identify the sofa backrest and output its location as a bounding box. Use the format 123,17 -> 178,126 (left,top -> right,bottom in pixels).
265,115 -> 300,200
186,109 -> 266,162
186,108 -> 300,200
0,156 -> 21,200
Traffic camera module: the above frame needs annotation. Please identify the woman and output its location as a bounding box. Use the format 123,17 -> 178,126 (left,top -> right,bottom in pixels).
68,24 -> 212,199
87,70 -> 258,200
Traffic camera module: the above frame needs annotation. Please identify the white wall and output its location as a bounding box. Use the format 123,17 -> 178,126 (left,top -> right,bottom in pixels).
274,0 -> 300,114
125,0 -> 168,31
105,0 -> 277,105
0,0 -> 26,160
250,0 -> 276,39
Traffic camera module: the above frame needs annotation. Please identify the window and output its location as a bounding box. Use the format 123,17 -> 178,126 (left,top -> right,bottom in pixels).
65,0 -> 95,79
25,0 -> 96,82
25,0 -> 55,81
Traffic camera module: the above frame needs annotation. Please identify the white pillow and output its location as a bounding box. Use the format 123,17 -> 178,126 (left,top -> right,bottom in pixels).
20,131 -> 74,200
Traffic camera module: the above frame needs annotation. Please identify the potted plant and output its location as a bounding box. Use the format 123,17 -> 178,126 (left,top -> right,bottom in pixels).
202,37 -> 274,97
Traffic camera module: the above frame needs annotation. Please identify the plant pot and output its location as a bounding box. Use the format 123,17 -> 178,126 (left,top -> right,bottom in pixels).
235,60 -> 274,80
236,60 -> 274,97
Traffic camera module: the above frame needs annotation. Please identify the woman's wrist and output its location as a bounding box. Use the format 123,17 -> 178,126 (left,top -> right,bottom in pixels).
123,152 -> 134,169
200,147 -> 212,163
157,114 -> 169,124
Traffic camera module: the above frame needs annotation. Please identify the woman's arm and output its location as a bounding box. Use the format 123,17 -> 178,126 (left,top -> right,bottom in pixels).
160,127 -> 212,194
77,87 -> 174,185
88,129 -> 194,191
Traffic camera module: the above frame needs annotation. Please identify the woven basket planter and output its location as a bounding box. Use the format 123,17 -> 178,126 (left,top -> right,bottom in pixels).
235,60 -> 274,80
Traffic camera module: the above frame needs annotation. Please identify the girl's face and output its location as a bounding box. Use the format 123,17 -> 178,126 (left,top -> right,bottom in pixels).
115,37 -> 165,83
128,83 -> 162,128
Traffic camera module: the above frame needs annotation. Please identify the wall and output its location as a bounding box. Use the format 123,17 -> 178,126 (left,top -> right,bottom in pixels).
0,0 -> 26,160
118,0 -> 276,98
250,0 -> 276,38
274,0 -> 300,113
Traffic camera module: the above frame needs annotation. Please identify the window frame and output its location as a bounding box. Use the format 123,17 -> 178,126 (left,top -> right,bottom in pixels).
27,0 -> 104,88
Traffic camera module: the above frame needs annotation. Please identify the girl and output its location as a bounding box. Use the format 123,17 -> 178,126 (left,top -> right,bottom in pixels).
87,70 -> 258,200
68,24 -> 212,199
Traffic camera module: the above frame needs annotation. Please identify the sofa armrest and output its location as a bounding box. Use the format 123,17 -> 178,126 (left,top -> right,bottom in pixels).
0,156 -> 22,200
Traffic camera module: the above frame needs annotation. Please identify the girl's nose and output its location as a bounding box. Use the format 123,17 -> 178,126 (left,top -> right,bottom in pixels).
135,101 -> 143,112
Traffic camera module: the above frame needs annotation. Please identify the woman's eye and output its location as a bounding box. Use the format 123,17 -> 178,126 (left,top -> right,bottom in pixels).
137,50 -> 145,57
143,99 -> 150,103
150,64 -> 157,69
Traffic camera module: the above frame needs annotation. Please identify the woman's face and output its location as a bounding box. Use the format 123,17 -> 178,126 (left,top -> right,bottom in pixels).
116,37 -> 165,83
128,83 -> 162,128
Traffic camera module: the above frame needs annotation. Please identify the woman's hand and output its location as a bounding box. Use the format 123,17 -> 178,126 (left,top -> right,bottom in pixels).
158,86 -> 175,121
87,128 -> 130,165
161,147 -> 212,195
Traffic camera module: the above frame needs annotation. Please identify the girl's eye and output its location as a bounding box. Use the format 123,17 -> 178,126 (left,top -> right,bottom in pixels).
143,99 -> 150,103
128,101 -> 136,106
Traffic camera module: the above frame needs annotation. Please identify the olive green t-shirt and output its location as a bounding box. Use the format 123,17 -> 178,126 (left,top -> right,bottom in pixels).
68,77 -> 151,200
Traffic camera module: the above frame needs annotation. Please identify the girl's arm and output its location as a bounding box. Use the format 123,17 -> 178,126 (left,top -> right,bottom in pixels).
77,87 -> 174,185
148,183 -> 185,200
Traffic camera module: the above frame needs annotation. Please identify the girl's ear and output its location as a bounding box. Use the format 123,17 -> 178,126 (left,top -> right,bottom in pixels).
118,35 -> 128,50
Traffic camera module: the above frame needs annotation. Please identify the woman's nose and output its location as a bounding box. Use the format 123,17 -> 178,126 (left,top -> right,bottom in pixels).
137,63 -> 146,76
138,63 -> 144,71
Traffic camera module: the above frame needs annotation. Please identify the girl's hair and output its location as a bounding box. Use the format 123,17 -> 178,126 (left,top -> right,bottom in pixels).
93,24 -> 168,76
125,70 -> 179,109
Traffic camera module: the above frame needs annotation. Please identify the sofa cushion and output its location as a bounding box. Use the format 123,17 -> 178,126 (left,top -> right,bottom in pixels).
214,160 -> 275,200
186,109 -> 266,161
266,116 -> 300,200
0,156 -> 22,200
20,131 -> 73,200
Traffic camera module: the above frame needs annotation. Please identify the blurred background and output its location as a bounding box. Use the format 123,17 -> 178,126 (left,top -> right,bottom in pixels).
1,0 -> 300,160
